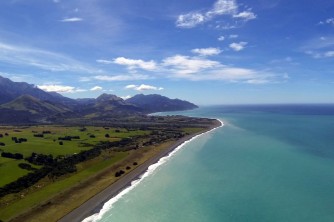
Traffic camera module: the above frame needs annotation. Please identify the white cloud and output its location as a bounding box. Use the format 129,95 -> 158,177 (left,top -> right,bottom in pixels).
162,55 -> 220,75
60,17 -> 83,22
215,23 -> 237,29
176,13 -> 206,28
94,74 -> 150,81
191,47 -> 222,56
302,36 -> 334,59
37,84 -> 76,93
120,95 -> 132,100
305,51 -> 334,59
229,34 -> 238,38
125,84 -> 137,89
319,18 -> 334,26
207,0 -> 238,17
75,89 -> 88,93
112,57 -> 157,71
96,59 -> 113,64
233,11 -> 257,21
94,52 -> 283,85
229,41 -> 248,51
159,54 -> 282,83
90,86 -> 103,91
324,51 -> 334,57
125,84 -> 163,91
176,0 -> 256,29
165,61 -> 274,83
218,36 -> 225,41
302,36 -> 334,50
245,79 -> 270,84
326,18 -> 334,25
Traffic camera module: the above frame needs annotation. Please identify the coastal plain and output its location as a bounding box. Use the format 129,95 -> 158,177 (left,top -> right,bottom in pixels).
0,116 -> 220,222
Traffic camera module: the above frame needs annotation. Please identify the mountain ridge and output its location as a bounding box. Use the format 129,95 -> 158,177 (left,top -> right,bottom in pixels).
126,94 -> 198,113
0,75 -> 198,123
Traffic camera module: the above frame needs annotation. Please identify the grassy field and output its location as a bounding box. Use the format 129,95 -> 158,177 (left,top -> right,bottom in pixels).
0,157 -> 30,187
0,125 -> 148,186
0,151 -> 128,221
0,126 -> 148,157
0,125 -> 149,221
3,141 -> 179,222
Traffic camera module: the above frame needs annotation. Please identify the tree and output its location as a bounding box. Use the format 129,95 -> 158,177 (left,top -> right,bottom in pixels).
1,152 -> 23,160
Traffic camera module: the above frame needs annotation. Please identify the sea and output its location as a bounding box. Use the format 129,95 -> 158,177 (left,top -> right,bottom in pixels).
84,105 -> 334,222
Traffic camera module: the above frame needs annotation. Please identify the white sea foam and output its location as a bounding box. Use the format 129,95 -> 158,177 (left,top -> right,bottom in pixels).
82,119 -> 224,222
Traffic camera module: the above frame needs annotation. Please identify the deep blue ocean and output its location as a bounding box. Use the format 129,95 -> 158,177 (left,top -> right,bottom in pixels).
84,105 -> 334,222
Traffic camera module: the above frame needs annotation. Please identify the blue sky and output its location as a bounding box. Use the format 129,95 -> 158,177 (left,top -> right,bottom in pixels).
0,0 -> 333,105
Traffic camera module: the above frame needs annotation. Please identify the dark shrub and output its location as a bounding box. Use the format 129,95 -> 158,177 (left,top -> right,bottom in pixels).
18,138 -> 27,143
1,152 -> 23,160
115,170 -> 125,177
18,163 -> 36,171
79,127 -> 87,132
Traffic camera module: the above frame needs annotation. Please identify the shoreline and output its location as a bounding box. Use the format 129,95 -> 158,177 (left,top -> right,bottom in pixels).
58,119 -> 223,222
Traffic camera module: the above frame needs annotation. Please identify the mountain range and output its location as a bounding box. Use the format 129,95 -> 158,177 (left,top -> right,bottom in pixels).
0,76 -> 198,123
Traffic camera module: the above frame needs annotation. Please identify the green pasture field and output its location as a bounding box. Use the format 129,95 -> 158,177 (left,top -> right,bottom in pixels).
0,157 -> 29,187
0,126 -> 149,157
0,151 -> 128,221
0,125 -> 149,189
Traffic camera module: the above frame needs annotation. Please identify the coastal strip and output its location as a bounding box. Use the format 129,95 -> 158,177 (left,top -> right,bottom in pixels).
58,119 -> 223,222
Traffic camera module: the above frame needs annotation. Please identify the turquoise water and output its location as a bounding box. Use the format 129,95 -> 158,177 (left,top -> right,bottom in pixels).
85,105 -> 334,222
